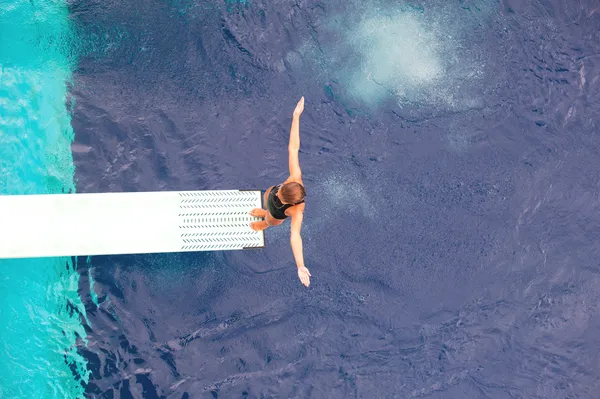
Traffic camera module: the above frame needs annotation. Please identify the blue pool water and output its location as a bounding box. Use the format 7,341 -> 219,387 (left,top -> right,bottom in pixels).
2,0 -> 600,397
0,1 -> 88,397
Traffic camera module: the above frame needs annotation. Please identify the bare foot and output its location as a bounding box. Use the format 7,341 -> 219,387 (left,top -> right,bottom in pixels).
250,221 -> 268,231
249,208 -> 266,218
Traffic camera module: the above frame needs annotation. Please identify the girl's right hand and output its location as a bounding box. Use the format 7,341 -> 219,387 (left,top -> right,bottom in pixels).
298,265 -> 311,287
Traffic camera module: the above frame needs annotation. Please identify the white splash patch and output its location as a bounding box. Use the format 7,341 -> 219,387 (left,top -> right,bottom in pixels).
346,11 -> 444,107
296,1 -> 495,117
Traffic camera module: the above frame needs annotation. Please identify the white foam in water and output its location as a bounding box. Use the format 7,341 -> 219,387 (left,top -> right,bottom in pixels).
347,12 -> 444,106
298,1 -> 495,116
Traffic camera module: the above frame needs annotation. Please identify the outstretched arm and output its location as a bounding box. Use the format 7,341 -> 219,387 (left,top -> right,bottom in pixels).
288,97 -> 304,180
290,210 -> 310,287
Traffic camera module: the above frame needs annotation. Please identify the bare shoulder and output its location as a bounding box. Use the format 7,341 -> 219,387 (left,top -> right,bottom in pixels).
285,202 -> 305,218
286,204 -> 305,220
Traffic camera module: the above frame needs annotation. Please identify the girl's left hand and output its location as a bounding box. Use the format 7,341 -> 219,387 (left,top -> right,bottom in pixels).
293,96 -> 304,117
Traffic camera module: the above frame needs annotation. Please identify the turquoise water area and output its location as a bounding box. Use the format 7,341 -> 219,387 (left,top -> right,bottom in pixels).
0,1 -> 89,397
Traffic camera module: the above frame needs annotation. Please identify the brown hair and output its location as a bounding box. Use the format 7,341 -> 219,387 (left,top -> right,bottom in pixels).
279,182 -> 306,205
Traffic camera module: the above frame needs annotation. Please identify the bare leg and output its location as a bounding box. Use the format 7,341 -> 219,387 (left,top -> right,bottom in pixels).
249,186 -> 283,231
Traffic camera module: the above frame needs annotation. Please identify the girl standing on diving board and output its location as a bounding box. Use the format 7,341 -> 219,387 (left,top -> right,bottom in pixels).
249,97 -> 311,287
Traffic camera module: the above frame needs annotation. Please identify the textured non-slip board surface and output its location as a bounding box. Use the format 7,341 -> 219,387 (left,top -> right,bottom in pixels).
0,190 -> 265,258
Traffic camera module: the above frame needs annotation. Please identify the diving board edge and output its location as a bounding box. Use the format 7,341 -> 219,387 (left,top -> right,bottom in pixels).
239,189 -> 266,251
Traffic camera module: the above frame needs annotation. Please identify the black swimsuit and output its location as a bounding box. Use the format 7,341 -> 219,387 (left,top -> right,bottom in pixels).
267,184 -> 304,220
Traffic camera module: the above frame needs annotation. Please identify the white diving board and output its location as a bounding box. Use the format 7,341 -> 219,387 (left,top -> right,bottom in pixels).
0,190 -> 265,259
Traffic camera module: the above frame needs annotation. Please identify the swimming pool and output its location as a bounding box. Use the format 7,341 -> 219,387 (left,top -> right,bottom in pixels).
0,1 -> 88,397
1,0 -> 600,397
